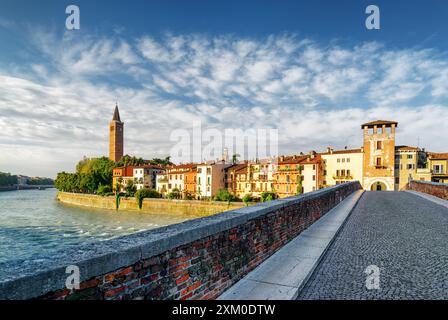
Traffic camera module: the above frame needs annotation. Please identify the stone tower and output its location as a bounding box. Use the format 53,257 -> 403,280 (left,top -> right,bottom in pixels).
109,104 -> 124,162
362,120 -> 397,191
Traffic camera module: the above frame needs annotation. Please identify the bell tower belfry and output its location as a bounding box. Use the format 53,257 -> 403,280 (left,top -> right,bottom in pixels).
109,104 -> 124,162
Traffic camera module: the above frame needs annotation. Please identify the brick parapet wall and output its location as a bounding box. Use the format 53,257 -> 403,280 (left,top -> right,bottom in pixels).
0,182 -> 361,300
407,180 -> 448,201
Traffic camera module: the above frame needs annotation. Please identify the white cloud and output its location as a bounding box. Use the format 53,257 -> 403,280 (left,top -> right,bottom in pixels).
0,30 -> 447,177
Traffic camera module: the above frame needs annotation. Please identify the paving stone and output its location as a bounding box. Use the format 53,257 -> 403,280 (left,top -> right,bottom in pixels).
298,191 -> 448,300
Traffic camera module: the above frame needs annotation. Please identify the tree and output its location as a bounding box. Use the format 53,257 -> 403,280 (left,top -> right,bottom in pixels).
260,191 -> 276,202
55,157 -> 114,194
125,180 -> 137,197
0,172 -> 18,186
296,177 -> 303,195
232,154 -> 240,165
115,155 -> 145,167
167,188 -> 182,200
97,184 -> 112,196
214,189 -> 237,202
242,194 -> 252,206
149,156 -> 173,167
135,188 -> 162,209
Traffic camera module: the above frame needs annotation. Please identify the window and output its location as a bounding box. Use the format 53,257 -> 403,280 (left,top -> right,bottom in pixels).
368,128 -> 374,135
286,175 -> 290,183
407,154 -> 413,159
336,170 -> 340,177
347,158 -> 350,163
337,159 -> 340,163
312,175 -> 316,181
407,164 -> 414,170
376,157 -> 382,166
376,141 -> 382,150
433,165 -> 444,174
377,127 -> 383,134
395,177 -> 400,184
198,177 -> 201,184
207,176 -> 211,185
313,164 -> 316,170
347,170 -> 351,177
342,159 -> 345,163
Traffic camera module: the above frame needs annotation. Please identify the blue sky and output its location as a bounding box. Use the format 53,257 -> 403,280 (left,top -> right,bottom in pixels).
0,1 -> 447,177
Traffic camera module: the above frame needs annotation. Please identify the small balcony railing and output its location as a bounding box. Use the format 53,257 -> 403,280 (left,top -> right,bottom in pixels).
333,175 -> 353,180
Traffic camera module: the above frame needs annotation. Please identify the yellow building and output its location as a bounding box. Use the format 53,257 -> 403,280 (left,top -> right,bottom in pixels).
428,153 -> 448,183
362,120 -> 397,191
394,146 -> 431,190
320,148 -> 364,187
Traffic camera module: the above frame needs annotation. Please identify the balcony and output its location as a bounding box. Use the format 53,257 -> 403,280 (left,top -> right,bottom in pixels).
333,175 -> 353,180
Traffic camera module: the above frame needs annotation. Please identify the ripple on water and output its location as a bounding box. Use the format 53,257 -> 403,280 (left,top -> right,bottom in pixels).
0,189 -> 201,272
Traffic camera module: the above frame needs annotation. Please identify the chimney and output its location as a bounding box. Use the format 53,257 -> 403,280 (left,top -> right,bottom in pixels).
327,147 -> 333,154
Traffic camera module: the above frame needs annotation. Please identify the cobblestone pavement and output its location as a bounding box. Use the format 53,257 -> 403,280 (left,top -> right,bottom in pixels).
298,191 -> 448,300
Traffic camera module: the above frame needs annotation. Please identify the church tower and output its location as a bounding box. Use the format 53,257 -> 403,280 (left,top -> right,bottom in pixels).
109,104 -> 124,162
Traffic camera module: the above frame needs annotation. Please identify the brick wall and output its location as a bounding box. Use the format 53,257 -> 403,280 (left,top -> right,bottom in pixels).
0,182 -> 361,300
407,180 -> 448,201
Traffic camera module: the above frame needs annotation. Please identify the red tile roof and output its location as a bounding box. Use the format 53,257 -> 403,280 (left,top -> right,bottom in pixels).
428,153 -> 448,160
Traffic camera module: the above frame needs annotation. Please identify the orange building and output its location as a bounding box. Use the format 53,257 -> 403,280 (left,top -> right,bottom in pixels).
362,120 -> 397,191
273,155 -> 307,198
112,166 -> 134,192
273,152 -> 324,198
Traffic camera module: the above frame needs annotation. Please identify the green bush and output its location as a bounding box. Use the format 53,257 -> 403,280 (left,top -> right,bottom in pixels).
167,188 -> 182,200
214,189 -> 237,202
242,194 -> 252,206
125,180 -> 137,197
97,184 -> 112,196
135,188 -> 162,209
260,191 -> 276,202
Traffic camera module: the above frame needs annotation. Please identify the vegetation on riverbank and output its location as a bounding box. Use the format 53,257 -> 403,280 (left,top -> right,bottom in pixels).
54,155 -> 173,195
0,172 -> 18,186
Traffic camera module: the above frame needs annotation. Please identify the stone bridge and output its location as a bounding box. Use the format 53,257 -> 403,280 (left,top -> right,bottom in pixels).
0,181 -> 447,300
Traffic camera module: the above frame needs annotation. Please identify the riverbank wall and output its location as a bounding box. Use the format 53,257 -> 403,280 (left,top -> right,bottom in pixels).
57,192 -> 245,216
0,186 -> 16,192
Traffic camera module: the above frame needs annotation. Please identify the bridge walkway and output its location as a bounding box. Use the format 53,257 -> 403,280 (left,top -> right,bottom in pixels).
298,191 -> 448,300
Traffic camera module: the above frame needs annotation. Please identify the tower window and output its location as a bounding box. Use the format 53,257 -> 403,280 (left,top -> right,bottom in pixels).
376,141 -> 382,150
376,157 -> 382,166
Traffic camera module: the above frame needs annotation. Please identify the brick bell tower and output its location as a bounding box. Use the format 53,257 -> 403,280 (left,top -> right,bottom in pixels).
109,103 -> 124,162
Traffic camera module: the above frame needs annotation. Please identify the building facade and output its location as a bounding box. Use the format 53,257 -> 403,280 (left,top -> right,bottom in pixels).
428,153 -> 448,183
196,162 -> 231,199
362,120 -> 397,191
320,148 -> 364,187
133,165 -> 165,190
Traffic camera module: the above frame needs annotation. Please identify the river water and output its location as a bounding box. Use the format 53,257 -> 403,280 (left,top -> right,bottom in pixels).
0,189 -> 204,268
